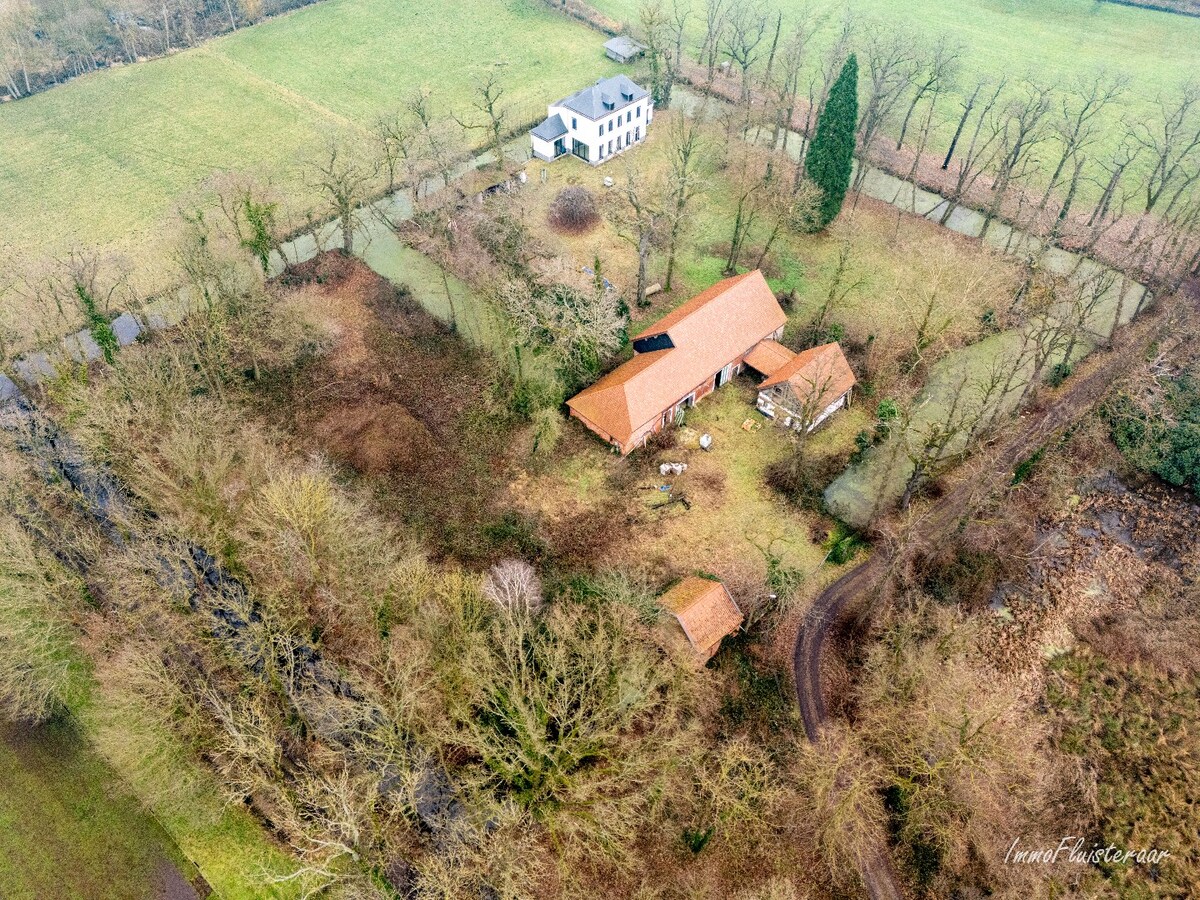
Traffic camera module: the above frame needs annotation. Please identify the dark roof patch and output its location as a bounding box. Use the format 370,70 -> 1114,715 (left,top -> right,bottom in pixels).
531,113 -> 568,141
558,74 -> 649,120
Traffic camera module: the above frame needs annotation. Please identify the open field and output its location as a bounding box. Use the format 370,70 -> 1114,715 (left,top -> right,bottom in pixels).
0,720 -> 200,900
593,0 -> 1200,112
592,0 -> 1200,203
0,0 -> 619,315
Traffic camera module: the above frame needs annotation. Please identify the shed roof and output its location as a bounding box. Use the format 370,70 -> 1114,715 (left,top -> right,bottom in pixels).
567,271 -> 786,448
760,342 -> 856,400
743,339 -> 796,378
660,577 -> 743,659
604,36 -> 646,59
558,74 -> 649,120
531,113 -> 568,141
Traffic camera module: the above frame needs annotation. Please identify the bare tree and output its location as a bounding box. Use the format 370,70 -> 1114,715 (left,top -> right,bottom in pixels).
895,35 -> 961,151
941,79 -> 986,171
699,0 -> 729,87
1132,82 -> 1200,217
900,374 -> 977,509
453,70 -> 510,171
639,0 -> 675,108
807,238 -> 863,342
855,25 -> 916,168
409,88 -> 460,192
663,115 -> 712,291
979,78 -> 1054,238
938,79 -> 1007,226
669,0 -> 691,70
375,110 -> 424,204
1036,72 -> 1128,217
608,161 -> 667,305
721,140 -> 778,275
307,138 -> 378,257
756,173 -> 821,269
772,14 -> 816,153
721,0 -> 771,104
482,560 -> 544,617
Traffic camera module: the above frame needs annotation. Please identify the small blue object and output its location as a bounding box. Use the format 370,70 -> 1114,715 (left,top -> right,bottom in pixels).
582,266 -> 595,276
603,277 -> 612,289
658,484 -> 671,492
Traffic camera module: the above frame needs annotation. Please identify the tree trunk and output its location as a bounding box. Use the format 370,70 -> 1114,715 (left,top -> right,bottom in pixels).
637,228 -> 651,305
942,84 -> 981,170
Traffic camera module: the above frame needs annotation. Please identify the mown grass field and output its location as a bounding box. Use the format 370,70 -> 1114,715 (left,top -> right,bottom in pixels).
0,720 -> 196,900
0,0 -> 619,309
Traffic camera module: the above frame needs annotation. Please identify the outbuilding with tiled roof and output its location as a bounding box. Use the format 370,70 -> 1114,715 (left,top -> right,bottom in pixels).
754,342 -> 856,433
659,576 -> 743,661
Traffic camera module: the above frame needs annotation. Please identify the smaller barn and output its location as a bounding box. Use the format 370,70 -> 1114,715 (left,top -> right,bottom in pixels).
604,36 -> 647,64
748,341 -> 856,433
660,576 -> 743,661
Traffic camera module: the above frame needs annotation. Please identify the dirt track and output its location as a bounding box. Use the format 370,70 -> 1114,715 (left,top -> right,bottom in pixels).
791,296 -> 1173,900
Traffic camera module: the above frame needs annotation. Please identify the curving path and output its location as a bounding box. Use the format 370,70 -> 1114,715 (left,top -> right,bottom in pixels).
791,298 -> 1173,900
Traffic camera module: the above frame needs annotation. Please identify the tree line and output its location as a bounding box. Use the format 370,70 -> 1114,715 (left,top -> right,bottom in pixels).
634,0 -> 1200,288
0,0 -> 322,99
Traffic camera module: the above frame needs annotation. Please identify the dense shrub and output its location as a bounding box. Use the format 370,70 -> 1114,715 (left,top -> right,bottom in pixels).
547,186 -> 600,234
1106,371 -> 1200,495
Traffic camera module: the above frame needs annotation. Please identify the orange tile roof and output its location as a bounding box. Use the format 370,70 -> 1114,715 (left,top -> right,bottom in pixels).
759,342 -> 856,401
743,339 -> 796,377
568,271 -> 786,448
660,576 -> 743,659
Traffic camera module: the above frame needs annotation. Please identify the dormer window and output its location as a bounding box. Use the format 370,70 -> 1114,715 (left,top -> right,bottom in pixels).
622,90 -> 633,101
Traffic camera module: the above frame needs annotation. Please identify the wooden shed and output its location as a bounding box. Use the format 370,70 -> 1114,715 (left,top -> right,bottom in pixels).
659,576 -> 743,661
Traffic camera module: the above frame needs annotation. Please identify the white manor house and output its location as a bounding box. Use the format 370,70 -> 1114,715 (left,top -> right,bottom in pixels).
530,74 -> 653,165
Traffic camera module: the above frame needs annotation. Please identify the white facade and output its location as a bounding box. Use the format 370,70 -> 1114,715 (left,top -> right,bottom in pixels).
531,75 -> 654,166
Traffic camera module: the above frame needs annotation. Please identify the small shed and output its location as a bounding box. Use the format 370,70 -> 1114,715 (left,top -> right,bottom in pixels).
660,576 -> 743,661
604,36 -> 647,64
751,341 -> 856,433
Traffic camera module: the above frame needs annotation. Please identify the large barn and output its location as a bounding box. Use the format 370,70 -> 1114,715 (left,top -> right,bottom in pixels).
566,271 -> 787,454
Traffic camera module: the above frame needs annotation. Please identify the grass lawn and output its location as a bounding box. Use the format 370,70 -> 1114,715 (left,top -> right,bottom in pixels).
0,0 -> 621,321
510,381 -> 863,606
521,110 -> 1017,359
0,719 -> 199,900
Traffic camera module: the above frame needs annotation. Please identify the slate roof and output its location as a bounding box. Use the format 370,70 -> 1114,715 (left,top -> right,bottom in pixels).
531,113 -> 568,141
558,74 -> 649,120
604,36 -> 646,59
567,271 -> 786,448
659,577 -> 743,660
760,342 -> 857,401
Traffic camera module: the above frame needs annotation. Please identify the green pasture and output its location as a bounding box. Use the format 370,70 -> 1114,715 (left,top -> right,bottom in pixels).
0,0 -> 619,305
0,719 -> 196,900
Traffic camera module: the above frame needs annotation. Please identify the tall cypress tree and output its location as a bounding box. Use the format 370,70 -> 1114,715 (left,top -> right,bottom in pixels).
805,54 -> 859,230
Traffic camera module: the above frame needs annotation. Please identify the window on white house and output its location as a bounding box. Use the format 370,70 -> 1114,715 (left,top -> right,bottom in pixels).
608,139 -> 613,153
571,117 -> 577,130
599,145 -> 604,159
635,127 -> 640,141
608,120 -> 613,133
636,106 -> 641,118
626,130 -> 631,145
